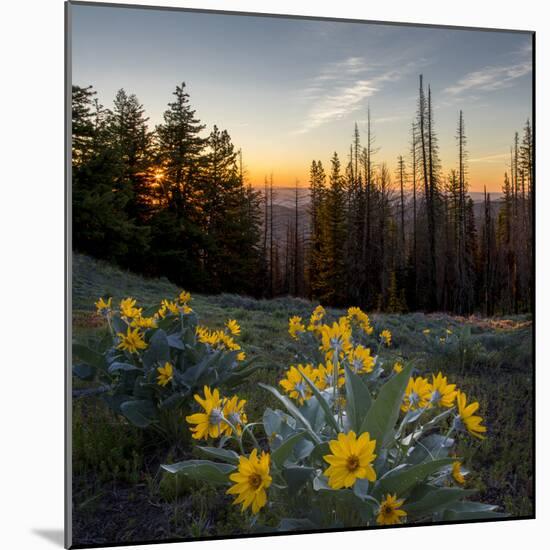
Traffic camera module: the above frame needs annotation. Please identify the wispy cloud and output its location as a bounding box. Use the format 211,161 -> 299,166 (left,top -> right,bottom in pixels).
469,153 -> 509,163
444,61 -> 531,95
293,57 -> 408,135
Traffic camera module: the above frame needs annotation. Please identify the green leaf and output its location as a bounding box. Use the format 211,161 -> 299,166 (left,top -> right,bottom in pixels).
161,459 -> 236,485
120,399 -> 157,428
72,343 -> 105,370
404,486 -> 476,518
159,392 -> 188,410
409,434 -> 455,464
373,458 -> 455,498
166,333 -> 186,350
310,441 -> 330,464
272,431 -> 308,469
108,361 -> 142,374
197,446 -> 240,465
259,384 -> 321,444
72,363 -> 96,381
142,329 -> 170,369
278,518 -> 318,531
360,363 -> 412,447
283,466 -> 315,495
344,364 -> 372,433
297,366 -> 340,435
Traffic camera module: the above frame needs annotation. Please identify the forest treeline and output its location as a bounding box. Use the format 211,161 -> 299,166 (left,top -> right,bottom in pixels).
72,76 -> 533,315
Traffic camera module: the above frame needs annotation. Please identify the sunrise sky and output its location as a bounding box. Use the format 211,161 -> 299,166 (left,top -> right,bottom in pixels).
70,3 -> 533,192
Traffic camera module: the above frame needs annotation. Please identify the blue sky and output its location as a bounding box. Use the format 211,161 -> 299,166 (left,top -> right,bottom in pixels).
71,3 -> 533,191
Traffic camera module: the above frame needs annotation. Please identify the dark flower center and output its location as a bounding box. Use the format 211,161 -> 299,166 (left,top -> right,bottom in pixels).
249,473 -> 262,490
382,504 -> 393,516
346,455 -> 360,472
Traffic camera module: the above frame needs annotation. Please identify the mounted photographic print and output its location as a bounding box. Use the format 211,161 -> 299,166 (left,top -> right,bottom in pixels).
66,1 -> 535,547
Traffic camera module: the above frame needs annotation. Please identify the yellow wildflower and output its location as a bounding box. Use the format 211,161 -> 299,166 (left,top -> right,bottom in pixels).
451,461 -> 466,484
347,345 -> 375,374
308,305 -> 326,331
236,351 -> 246,362
446,328 -> 453,335
95,296 -> 112,315
161,299 -> 180,316
178,290 -> 191,305
376,494 -> 407,525
323,431 -> 377,489
227,449 -> 272,515
131,315 -> 157,329
320,317 -> 352,355
288,316 -> 306,340
120,297 -> 142,319
116,326 -> 147,354
393,362 -> 403,374
157,362 -> 173,387
429,372 -> 457,408
347,306 -> 373,334
222,395 -> 247,435
401,376 -> 431,412
380,329 -> 392,346
455,390 -> 487,439
279,364 -> 316,404
315,361 -> 345,390
226,319 -> 241,336
423,328 -> 431,335
186,386 -> 225,440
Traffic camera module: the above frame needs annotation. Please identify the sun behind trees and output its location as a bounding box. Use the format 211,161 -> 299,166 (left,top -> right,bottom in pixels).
71,76 -> 532,315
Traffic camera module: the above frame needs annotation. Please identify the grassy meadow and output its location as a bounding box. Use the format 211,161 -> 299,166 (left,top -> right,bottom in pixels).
71,253 -> 533,545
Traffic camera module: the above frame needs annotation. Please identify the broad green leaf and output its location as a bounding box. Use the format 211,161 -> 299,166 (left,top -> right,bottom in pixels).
142,329 -> 170,369
72,343 -> 105,370
359,363 -> 413,447
120,399 -> 157,428
72,363 -> 96,381
283,466 -> 315,495
409,434 -> 455,464
443,509 -> 508,521
259,384 -> 321,444
404,486 -> 476,518
310,441 -> 330,464
373,458 -> 454,498
161,459 -> 236,485
108,361 -> 142,374
166,333 -> 186,350
344,364 -> 372,433
272,431 -> 308,469
297,366 -> 340,435
197,446 -> 240,465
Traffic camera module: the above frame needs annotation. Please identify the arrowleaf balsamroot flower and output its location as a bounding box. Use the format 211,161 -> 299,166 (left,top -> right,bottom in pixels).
288,316 -> 306,340
347,306 -> 373,334
227,448 -> 272,515
222,395 -> 248,435
455,390 -> 487,439
157,362 -> 173,387
178,290 -> 191,305
95,296 -> 112,315
120,297 -> 142,319
380,329 -> 392,346
320,318 -> 352,356
279,364 -> 316,404
117,326 -> 148,353
393,362 -> 403,374
308,305 -> 326,331
429,372 -> 457,408
452,461 -> 466,484
401,376 -> 431,412
314,361 -> 345,390
186,386 -> 225,440
226,319 -> 241,336
347,345 -> 375,374
323,431 -> 377,489
131,315 -> 157,329
376,494 -> 407,525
